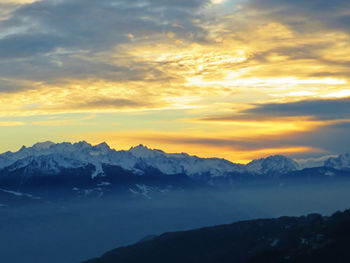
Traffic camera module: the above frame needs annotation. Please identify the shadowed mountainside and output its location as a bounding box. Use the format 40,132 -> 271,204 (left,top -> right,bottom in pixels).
82,209 -> 350,263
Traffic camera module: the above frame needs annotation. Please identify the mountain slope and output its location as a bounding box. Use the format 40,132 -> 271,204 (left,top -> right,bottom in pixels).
0,142 -> 245,179
1,141 -> 350,180
0,141 -> 310,180
325,153 -> 350,170
246,155 -> 299,175
82,209 -> 350,263
1,141 -> 350,204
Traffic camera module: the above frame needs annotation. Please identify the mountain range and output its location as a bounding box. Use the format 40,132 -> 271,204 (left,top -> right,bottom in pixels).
0,141 -> 350,205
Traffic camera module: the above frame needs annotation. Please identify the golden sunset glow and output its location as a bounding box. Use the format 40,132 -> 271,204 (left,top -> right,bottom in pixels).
0,0 -> 349,162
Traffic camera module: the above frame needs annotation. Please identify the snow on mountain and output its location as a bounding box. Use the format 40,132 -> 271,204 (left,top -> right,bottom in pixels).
0,188 -> 41,200
0,141 -> 302,179
129,144 -> 162,159
295,155 -> 337,169
6,154 -> 88,174
325,154 -> 350,169
129,144 -> 244,177
32,141 -> 55,151
246,155 -> 299,175
0,141 -> 139,178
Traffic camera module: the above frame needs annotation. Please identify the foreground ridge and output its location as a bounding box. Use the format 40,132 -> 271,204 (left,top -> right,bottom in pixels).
82,209 -> 350,263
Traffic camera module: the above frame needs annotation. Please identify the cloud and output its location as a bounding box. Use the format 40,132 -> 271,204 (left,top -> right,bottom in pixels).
292,121 -> 350,155
0,0 -> 350,161
140,135 -> 305,151
118,119 -> 350,160
0,0 -> 208,59
0,0 -> 210,93
200,98 -> 350,122
0,121 -> 25,126
73,98 -> 154,110
243,97 -> 350,121
247,0 -> 350,33
0,79 -> 32,93
194,97 -> 350,157
0,33 -> 62,59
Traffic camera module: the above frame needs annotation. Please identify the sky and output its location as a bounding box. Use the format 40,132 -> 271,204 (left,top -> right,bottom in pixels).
0,0 -> 349,163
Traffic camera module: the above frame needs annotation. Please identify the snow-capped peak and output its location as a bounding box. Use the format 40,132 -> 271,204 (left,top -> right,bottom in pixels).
73,141 -> 92,149
0,141 -> 309,180
325,153 -> 350,169
31,141 -> 55,151
94,142 -> 111,151
246,155 -> 299,175
129,144 -> 164,159
0,141 -> 111,178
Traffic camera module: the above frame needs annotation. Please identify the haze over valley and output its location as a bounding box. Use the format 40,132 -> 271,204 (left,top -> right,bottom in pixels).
1,141 -> 350,263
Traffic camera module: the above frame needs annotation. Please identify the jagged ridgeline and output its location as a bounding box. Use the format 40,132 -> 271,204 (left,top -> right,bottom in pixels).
0,141 -> 349,204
